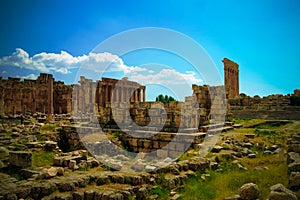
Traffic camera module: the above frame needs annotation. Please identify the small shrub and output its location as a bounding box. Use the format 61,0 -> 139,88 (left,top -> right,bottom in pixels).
78,163 -> 90,171
13,145 -> 25,151
80,181 -> 88,188
112,131 -> 121,138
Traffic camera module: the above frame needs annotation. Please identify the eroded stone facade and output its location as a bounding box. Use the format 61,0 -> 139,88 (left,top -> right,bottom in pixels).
0,74 -> 55,115
0,74 -> 146,116
223,58 -> 239,99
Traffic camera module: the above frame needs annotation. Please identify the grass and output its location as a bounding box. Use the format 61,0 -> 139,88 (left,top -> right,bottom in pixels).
40,124 -> 57,133
150,186 -> 170,200
32,150 -> 54,167
232,118 -> 253,124
179,150 -> 196,161
112,131 -> 121,138
179,119 -> 297,200
180,161 -> 288,200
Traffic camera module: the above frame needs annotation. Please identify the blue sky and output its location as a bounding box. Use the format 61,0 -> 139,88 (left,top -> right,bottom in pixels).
0,0 -> 299,100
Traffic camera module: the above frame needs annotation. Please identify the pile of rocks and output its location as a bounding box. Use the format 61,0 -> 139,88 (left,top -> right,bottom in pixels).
287,134 -> 300,191
217,134 -> 282,160
53,150 -> 100,171
225,182 -> 297,200
0,156 -> 215,200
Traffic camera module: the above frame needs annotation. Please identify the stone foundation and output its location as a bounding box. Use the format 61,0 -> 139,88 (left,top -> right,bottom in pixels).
9,151 -> 32,167
229,93 -> 300,120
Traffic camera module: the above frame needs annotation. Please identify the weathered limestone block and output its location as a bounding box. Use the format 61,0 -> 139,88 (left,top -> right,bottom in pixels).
287,152 -> 300,165
289,172 -> 300,189
239,183 -> 259,200
9,151 -> 32,167
268,183 -> 297,200
157,149 -> 169,158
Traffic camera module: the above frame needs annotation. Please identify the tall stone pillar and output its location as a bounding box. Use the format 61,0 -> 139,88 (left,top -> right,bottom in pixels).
134,90 -> 138,102
223,58 -> 239,99
137,89 -> 141,102
130,89 -> 134,102
105,85 -> 109,103
47,74 -> 54,114
143,87 -> 146,102
121,87 -> 124,102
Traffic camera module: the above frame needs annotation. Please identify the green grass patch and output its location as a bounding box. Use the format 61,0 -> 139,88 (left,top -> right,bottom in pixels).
40,124 -> 57,133
112,131 -> 121,138
180,161 -> 288,200
179,151 -> 196,161
12,144 -> 26,151
150,186 -> 170,200
232,118 -> 253,124
32,150 -> 54,167
179,172 -> 216,200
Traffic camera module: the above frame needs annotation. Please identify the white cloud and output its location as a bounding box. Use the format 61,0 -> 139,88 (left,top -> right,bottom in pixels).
129,69 -> 202,85
0,48 -> 49,72
22,73 -> 38,80
0,48 -> 146,75
0,49 -> 201,87
2,70 -> 7,74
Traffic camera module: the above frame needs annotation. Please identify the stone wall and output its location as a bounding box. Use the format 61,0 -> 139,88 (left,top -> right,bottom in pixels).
120,131 -> 206,158
53,81 -> 73,114
192,84 -> 229,124
229,93 -> 300,120
0,74 -> 54,115
60,125 -> 207,159
0,73 -> 229,130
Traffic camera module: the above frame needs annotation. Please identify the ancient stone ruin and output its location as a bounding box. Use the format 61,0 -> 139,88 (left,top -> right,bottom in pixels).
228,90 -> 300,120
223,58 -> 239,99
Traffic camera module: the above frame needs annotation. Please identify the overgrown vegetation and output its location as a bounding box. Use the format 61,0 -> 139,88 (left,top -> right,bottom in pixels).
150,186 -> 170,200
112,131 -> 121,138
40,124 -> 57,133
155,94 -> 176,103
232,118 -> 252,124
178,119 -> 296,199
180,161 -> 288,200
32,150 -> 55,167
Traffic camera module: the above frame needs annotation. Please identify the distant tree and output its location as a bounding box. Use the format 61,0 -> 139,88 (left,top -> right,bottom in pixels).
155,94 -> 176,103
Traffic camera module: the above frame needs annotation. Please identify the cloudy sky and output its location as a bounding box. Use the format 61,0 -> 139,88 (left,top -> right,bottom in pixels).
0,0 -> 299,100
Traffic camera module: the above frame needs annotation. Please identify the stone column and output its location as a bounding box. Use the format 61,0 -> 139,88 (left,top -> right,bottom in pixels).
105,85 -> 108,103
143,87 -> 146,102
48,75 -> 54,114
121,87 -> 124,102
115,87 -> 119,102
130,88 -> 134,102
134,90 -> 138,102
137,89 -> 140,102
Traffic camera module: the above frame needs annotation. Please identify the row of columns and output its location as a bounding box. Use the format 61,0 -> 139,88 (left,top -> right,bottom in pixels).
99,84 -> 146,106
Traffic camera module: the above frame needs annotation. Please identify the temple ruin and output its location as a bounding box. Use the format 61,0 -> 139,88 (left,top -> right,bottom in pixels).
223,58 -> 239,99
